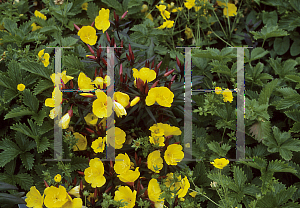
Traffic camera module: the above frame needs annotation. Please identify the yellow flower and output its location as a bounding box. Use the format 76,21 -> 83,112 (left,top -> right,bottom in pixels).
158,20 -> 174,29
184,0 -> 195,9
104,75 -> 111,86
168,2 -> 175,11
84,158 -> 106,188
17,83 -> 25,91
38,49 -> 50,67
54,174 -> 61,182
114,101 -> 127,117
145,12 -> 153,21
25,186 -> 43,208
92,90 -> 113,118
185,26 -> 193,39
95,8 -> 110,33
114,186 -> 137,208
177,176 -> 190,198
114,92 -> 130,108
31,23 -> 42,31
62,195 -> 83,208
210,158 -> 229,169
146,87 -> 174,107
164,144 -> 184,165
78,26 -> 97,45
106,127 -> 126,149
50,70 -> 74,85
141,4 -> 148,13
91,137 -> 106,153
78,72 -> 94,91
59,113 -> 71,129
160,123 -> 182,137
114,153 -> 131,175
223,3 -> 237,17
130,97 -> 140,107
148,179 -> 164,203
73,132 -> 87,151
172,7 -> 183,12
189,191 -> 197,197
68,185 -> 84,198
217,1 -> 227,6
147,150 -> 163,173
118,167 -> 140,183
93,77 -> 104,89
215,87 -> 222,95
34,10 -> 47,20
84,113 -> 98,126
149,123 -> 165,137
45,87 -> 63,119
81,2 -> 88,10
87,193 -> 99,203
149,136 -> 165,147
194,6 -> 201,12
222,88 -> 233,103
44,186 -> 68,208
164,173 -> 181,192
132,67 -> 156,84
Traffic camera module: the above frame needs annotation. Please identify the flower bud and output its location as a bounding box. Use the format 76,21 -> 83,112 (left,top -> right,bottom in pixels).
121,11 -> 128,19
73,23 -> 81,31
130,96 -> 140,107
164,69 -> 175,77
106,31 -> 110,42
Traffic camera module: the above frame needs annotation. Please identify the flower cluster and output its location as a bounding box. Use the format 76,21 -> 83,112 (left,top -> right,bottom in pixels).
156,4 -> 175,29
149,123 -> 182,146
215,87 -> 234,103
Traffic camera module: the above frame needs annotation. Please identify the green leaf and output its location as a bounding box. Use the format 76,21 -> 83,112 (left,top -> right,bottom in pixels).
0,182 -> 18,191
290,0 -> 300,13
0,193 -> 26,205
262,11 -> 278,26
63,54 -> 84,71
101,0 -> 124,14
0,73 -> 15,90
233,166 -> 247,188
39,26 -> 59,33
239,156 -> 267,170
285,109 -> 300,122
290,39 -> 300,56
23,89 -> 39,112
14,173 -> 33,190
258,79 -> 279,105
268,159 -> 297,173
146,38 -> 154,59
20,62 -> 52,80
2,89 -> 18,104
274,36 -> 290,55
19,152 -> 35,170
145,106 -> 157,123
207,141 -> 231,157
0,147 -> 20,168
3,18 -> 17,35
7,60 -> 22,87
86,2 -> 99,21
33,79 -> 54,95
250,47 -> 270,62
32,109 -> 48,126
10,122 -> 38,140
4,106 -> 34,120
274,94 -> 300,110
70,156 -> 89,171
290,122 -> 300,133
250,25 -> 288,41
61,36 -> 78,46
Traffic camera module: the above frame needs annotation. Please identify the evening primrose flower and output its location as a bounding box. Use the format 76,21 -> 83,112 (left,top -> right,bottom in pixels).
146,87 -> 174,107
17,83 -> 25,91
184,0 -> 195,9
84,113 -> 98,126
95,8 -> 110,33
38,49 -> 50,67
34,10 -> 47,20
149,135 -> 165,146
81,2 -> 88,10
44,186 -> 68,208
215,87 -> 222,95
210,158 -> 229,169
84,158 -> 106,188
160,123 -> 182,137
78,72 -> 94,91
106,127 -> 126,149
114,92 -> 130,108
172,7 -> 183,12
91,137 -> 106,153
164,144 -> 184,165
189,191 -> 197,197
177,176 -> 190,198
50,70 -> 74,85
223,3 -> 237,17
164,173 -> 181,192
118,167 -> 140,183
156,5 -> 170,20
72,132 -> 87,151
68,185 -> 84,198
149,123 -> 165,137
222,88 -> 233,103
130,97 -> 140,107
114,101 -> 127,117
148,179 -> 164,204
114,153 -> 131,175
185,26 -> 193,39
158,20 -> 174,29
59,113 -> 71,129
62,195 -> 83,208
147,150 -> 163,173
92,90 -> 113,118
25,186 -> 43,208
78,26 -> 97,45
114,186 -> 137,208
31,23 -> 42,31
45,87 -> 62,108
54,174 -> 61,182
132,67 -> 156,84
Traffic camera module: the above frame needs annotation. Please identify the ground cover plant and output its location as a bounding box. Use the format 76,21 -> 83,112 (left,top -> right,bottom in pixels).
0,0 -> 300,207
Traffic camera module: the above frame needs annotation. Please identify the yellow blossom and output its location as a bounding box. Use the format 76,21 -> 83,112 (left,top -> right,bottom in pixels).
17,83 -> 25,91
50,70 -> 74,85
222,88 -> 233,103
177,176 -> 190,198
149,123 -> 165,137
172,7 -> 183,12
92,90 -> 113,118
114,101 -> 127,117
132,67 -> 156,84
81,2 -> 88,10
25,186 -> 43,208
158,20 -> 174,29
184,0 -> 195,9
62,194 -> 83,208
84,113 -> 98,126
54,174 -> 61,182
68,185 -> 84,198
185,26 -> 193,39
148,179 -> 164,204
160,123 -> 182,137
91,137 -> 106,153
78,72 -> 94,91
147,150 -> 163,173
145,12 -> 153,21
215,87 -> 222,95
114,91 -> 130,108
146,87 -> 174,107
106,127 -> 126,149
223,3 -> 237,17
118,167 -> 140,183
114,153 -> 131,175
95,8 -> 110,33
164,173 -> 181,193
210,158 -> 229,169
189,191 -> 197,197
34,10 -> 47,20
31,23 -> 42,31
44,186 -> 68,208
78,26 -> 97,45
114,186 -> 137,208
59,113 -> 71,129
149,135 -> 165,146
84,158 -> 106,188
164,144 -> 184,165
72,132 -> 87,151
38,49 -> 50,67
141,4 -> 148,13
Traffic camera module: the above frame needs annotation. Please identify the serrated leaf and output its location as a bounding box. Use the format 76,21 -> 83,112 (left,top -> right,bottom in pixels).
32,110 -> 48,126
70,156 -> 89,171
285,110 -> 300,122
268,160 -> 297,173
19,152 -> 35,170
61,36 -> 78,46
10,122 -> 38,140
262,11 -> 278,26
258,79 -> 279,105
290,122 -> 300,133
37,137 -> 50,153
3,18 -> 17,35
250,25 -> 288,40
233,166 -> 247,188
20,62 -> 52,80
7,60 -> 22,87
86,2 -> 99,21
0,148 -> 20,168
39,26 -> 59,33
0,73 -> 15,90
250,47 -> 269,62
274,36 -> 290,55
14,173 -> 33,190
275,94 -> 300,110
33,79 -> 54,95
23,89 -> 39,112
249,121 -> 272,142
2,89 -> 18,104
101,0 -> 123,13
4,106 -> 34,120
63,54 -> 84,70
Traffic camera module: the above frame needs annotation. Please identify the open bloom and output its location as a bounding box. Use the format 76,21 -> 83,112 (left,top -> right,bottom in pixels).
114,153 -> 131,175
92,90 -> 113,118
146,87 -> 174,107
184,0 -> 195,9
78,26 -> 97,45
62,195 -> 82,208
215,87 -> 222,95
81,2 -> 88,10
25,186 -> 43,208
222,88 -> 233,103
106,127 -> 126,149
164,144 -> 184,165
158,20 -> 174,29
44,186 -> 68,208
114,186 -> 137,208
118,167 -> 140,183
147,150 -> 163,173
17,83 -> 25,91
54,174 -> 61,182
84,113 -> 98,126
34,10 -> 47,20
156,5 -> 170,20
132,67 -> 156,84
84,158 -> 106,188
68,185 -> 83,198
148,179 -> 164,204
114,101 -> 127,117
210,158 -> 229,169
50,70 -> 74,85
38,49 -> 50,67
91,137 -> 106,153
164,173 -> 181,193
223,3 -> 237,17
114,92 -> 130,108
95,8 -> 110,33
177,176 -> 190,198
72,132 -> 87,151
161,123 -> 182,137
149,123 -> 165,137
